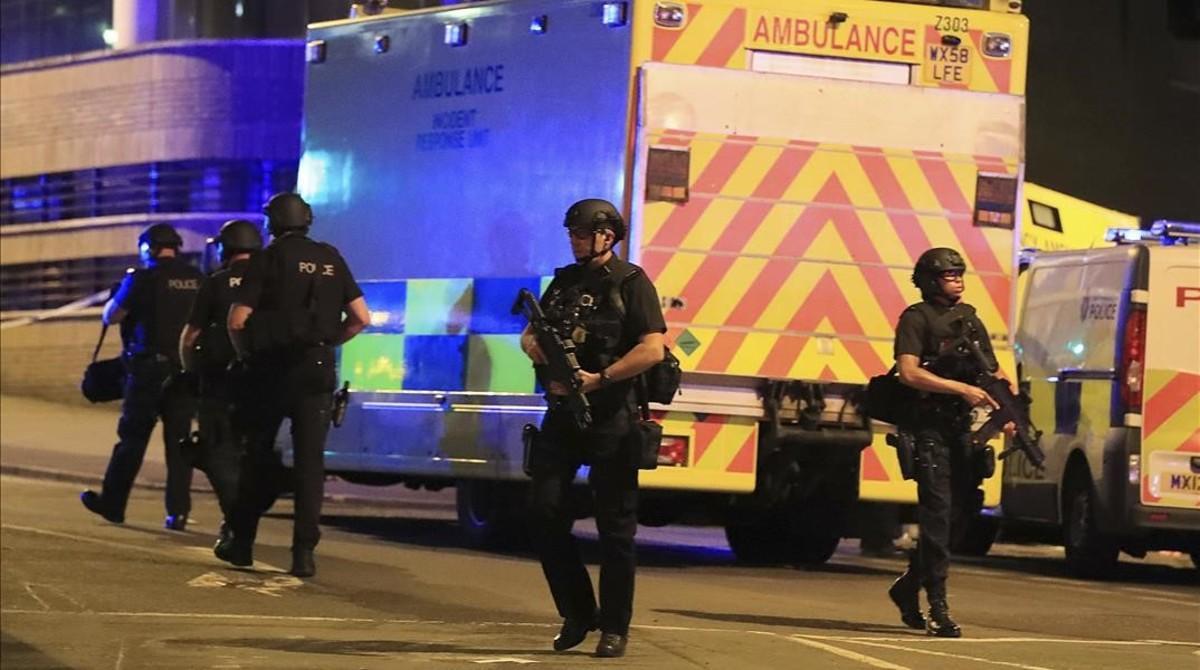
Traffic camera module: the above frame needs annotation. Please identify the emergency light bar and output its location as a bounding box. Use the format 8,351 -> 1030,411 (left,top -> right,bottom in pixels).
1106,221 -> 1200,246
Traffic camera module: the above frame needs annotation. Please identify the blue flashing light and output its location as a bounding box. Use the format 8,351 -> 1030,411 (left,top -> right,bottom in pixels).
444,22 -> 469,47
529,15 -> 548,34
602,2 -> 628,27
374,35 -> 390,54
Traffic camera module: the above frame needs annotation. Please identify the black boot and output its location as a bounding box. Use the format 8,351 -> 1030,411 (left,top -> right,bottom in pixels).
80,490 -> 124,524
214,534 -> 253,568
887,571 -> 925,630
553,613 -> 598,651
164,514 -> 188,531
290,548 -> 316,578
594,632 -> 628,658
926,598 -> 962,638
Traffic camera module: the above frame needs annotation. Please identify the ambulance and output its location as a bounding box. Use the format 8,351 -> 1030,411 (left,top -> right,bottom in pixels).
298,0 -> 1031,562
1005,221 -> 1200,576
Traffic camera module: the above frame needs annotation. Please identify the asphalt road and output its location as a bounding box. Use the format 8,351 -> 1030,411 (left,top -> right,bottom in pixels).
1,474 -> 1197,670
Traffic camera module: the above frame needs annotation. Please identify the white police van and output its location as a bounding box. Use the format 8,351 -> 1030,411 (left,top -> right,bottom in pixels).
1004,221 -> 1200,577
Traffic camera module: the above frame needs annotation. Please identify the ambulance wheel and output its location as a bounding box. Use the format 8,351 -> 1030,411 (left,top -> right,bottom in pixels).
785,523 -> 842,566
951,513 -> 998,557
725,517 -> 785,564
456,479 -> 526,549
1062,474 -> 1119,579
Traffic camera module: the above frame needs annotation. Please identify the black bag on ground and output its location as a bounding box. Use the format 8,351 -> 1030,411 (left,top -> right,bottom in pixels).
81,324 -> 125,403
866,366 -> 912,425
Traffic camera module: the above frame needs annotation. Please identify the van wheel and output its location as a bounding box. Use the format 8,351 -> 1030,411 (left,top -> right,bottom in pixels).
1062,475 -> 1119,579
456,479 -> 526,549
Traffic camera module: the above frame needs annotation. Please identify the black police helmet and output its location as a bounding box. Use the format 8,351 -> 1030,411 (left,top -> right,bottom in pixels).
138,223 -> 183,250
217,219 -> 263,253
563,198 -> 625,243
912,247 -> 967,296
263,192 -> 313,233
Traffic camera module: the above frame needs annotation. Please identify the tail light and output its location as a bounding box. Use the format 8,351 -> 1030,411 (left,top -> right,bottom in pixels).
657,435 -> 689,467
1120,307 -> 1147,412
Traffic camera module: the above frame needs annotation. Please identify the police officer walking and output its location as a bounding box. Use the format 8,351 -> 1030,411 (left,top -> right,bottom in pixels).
179,219 -> 263,543
216,192 -> 369,578
81,223 -> 202,529
522,199 -> 666,658
886,247 -> 1015,637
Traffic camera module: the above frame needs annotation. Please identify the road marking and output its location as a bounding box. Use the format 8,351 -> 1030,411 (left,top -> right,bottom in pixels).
22,583 -> 50,611
786,635 -> 911,670
837,638 -> 1055,670
114,640 -> 126,670
798,635 -> 1189,646
470,658 -> 538,665
186,571 -> 303,598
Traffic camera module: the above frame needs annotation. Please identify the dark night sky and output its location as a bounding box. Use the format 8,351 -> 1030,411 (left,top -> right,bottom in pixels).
1024,0 -> 1200,221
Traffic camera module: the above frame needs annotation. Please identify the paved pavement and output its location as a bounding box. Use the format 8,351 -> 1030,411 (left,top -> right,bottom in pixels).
2,394 -> 1198,669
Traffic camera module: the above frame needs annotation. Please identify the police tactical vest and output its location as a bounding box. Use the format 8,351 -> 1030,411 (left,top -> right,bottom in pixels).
907,301 -> 994,384
123,258 -> 202,364
247,238 -> 344,353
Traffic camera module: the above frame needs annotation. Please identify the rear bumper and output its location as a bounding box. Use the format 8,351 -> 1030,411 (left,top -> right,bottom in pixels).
1131,504 -> 1200,533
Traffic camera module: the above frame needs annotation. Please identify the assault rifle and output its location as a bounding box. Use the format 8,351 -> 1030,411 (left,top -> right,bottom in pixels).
960,337 -> 1045,468
512,288 -> 592,430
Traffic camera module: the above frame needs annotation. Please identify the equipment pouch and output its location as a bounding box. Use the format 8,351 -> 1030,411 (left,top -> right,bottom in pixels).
642,347 -> 682,405
866,368 -> 913,425
974,444 -> 996,480
522,423 -> 541,477
628,419 -> 663,471
886,431 -> 917,481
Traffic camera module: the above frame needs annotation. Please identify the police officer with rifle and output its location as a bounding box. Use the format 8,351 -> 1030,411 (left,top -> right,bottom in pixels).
884,248 -> 1026,638
217,193 -> 370,578
519,199 -> 666,658
179,219 -> 263,545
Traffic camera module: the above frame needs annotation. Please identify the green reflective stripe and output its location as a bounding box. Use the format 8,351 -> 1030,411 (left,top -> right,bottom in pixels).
406,278 -> 473,334
466,335 -> 536,393
340,333 -> 405,392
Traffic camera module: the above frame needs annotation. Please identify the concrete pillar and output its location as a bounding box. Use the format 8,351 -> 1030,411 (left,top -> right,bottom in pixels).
113,0 -> 162,49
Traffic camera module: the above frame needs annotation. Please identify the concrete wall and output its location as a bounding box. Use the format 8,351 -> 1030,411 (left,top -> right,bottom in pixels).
1,317 -> 125,406
1,39 -> 304,178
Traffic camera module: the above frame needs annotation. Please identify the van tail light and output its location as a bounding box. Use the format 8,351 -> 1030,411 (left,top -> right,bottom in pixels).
658,435 -> 689,467
1120,307 -> 1147,412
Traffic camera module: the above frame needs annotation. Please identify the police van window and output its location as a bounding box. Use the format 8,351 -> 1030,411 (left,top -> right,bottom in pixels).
646,147 -> 689,203
1028,200 -> 1062,232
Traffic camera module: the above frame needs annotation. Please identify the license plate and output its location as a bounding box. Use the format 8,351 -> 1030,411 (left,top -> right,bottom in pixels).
923,43 -> 972,87
1148,451 -> 1200,503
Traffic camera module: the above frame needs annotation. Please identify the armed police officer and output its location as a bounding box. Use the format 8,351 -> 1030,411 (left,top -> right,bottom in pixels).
886,247 -> 1015,638
521,199 -> 666,658
179,219 -> 263,544
81,223 -> 202,530
217,192 -> 369,578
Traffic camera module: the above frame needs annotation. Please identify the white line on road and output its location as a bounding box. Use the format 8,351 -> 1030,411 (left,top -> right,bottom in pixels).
785,635 -> 911,670
22,583 -> 50,611
797,635 -> 1192,646
836,638 -> 1055,670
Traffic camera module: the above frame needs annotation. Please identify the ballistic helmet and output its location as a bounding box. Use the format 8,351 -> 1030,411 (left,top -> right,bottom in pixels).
216,219 -> 263,255
563,198 -> 625,243
138,223 -> 183,250
263,192 -> 313,233
912,247 -> 967,297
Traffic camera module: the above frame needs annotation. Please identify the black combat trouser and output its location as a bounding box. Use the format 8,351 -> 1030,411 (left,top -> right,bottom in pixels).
101,355 -> 196,517
228,348 -> 334,551
195,391 -> 242,519
529,418 -> 639,636
905,424 -> 977,600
